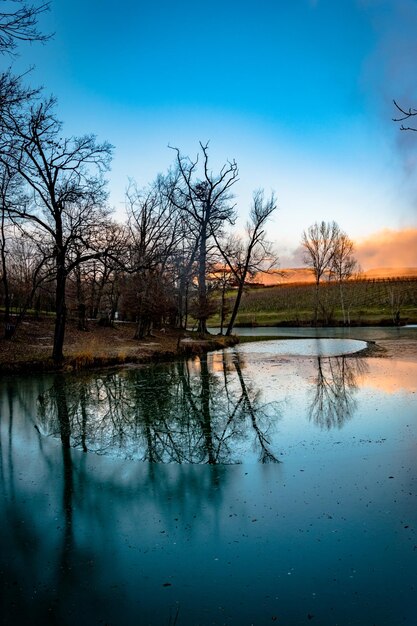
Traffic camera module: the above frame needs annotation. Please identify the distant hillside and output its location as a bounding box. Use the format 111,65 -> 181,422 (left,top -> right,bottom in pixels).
251,268 -> 314,285
361,267 -> 417,279
252,267 -> 417,286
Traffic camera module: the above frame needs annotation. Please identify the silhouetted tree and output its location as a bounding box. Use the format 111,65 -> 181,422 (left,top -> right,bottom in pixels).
1,97 -> 114,362
0,1 -> 49,126
330,231 -> 358,325
170,142 -> 238,334
125,177 -> 180,338
216,189 -> 278,335
0,1 -> 49,54
302,220 -> 340,325
0,161 -> 54,335
0,163 -> 19,324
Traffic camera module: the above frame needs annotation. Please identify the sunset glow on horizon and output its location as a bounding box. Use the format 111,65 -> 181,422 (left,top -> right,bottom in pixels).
355,227 -> 417,271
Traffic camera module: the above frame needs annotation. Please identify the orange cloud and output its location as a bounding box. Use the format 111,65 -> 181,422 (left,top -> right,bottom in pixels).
355,228 -> 417,271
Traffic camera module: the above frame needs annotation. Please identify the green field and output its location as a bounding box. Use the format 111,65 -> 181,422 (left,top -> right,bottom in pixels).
208,277 -> 417,327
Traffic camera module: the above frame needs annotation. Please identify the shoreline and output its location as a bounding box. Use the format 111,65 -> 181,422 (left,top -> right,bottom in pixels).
0,320 -> 239,376
1,318 -> 416,375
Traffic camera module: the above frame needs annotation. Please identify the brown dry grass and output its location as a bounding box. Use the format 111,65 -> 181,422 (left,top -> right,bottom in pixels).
0,318 -> 237,373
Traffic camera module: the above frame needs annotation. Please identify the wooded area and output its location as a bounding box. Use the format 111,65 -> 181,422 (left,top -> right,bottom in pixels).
1,2 -> 415,367
0,6 -> 280,361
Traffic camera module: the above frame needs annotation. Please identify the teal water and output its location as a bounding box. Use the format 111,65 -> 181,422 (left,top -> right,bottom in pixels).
0,343 -> 416,625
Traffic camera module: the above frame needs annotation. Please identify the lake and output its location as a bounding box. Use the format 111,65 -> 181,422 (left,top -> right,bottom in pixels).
1,328 -> 416,625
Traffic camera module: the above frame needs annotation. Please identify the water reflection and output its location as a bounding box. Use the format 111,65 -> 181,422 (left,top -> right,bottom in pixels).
1,355 -> 416,625
1,377 -> 234,623
37,353 -> 282,464
308,356 -> 368,429
36,352 -> 370,465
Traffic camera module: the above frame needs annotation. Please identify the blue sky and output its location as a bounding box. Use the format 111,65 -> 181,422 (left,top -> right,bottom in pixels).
7,0 -> 417,267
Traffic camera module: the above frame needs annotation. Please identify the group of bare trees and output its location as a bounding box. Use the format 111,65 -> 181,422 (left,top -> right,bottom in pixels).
1,96 -> 118,359
124,150 -> 277,339
301,221 -> 358,325
5,3 -> 408,359
0,3 -> 278,361
0,9 -> 120,360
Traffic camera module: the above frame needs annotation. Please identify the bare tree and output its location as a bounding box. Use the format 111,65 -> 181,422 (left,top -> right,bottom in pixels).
216,189 -> 278,335
0,0 -> 49,130
125,176 -> 180,338
1,97 -> 114,362
0,1 -> 49,119
67,221 -> 126,330
0,161 -> 22,324
173,213 -> 200,330
169,142 -> 238,334
330,231 -> 357,325
384,279 -> 404,326
0,70 -> 40,141
0,160 -> 51,337
301,220 -> 340,325
2,231 -> 49,333
0,1 -> 49,54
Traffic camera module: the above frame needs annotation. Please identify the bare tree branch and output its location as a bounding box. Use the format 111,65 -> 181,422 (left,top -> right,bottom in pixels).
393,99 -> 417,132
0,1 -> 51,55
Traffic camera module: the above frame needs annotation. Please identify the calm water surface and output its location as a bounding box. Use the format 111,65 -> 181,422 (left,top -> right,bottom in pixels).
1,331 -> 416,625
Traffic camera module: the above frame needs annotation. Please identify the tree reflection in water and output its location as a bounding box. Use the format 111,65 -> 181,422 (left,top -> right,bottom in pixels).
37,352 -> 282,464
308,356 -> 368,429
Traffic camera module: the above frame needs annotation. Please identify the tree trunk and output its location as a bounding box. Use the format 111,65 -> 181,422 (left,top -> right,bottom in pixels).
90,261 -> 97,318
226,258 -> 250,336
226,278 -> 245,336
184,280 -> 189,331
134,280 -> 150,339
219,281 -> 227,335
178,274 -> 191,330
314,279 -> 320,326
197,220 -> 208,334
339,280 -> 346,325
76,265 -> 87,331
52,261 -> 67,364
1,209 -> 11,328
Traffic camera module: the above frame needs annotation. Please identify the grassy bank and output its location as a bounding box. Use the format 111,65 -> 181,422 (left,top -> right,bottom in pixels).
0,318 -> 238,375
3,276 -> 416,374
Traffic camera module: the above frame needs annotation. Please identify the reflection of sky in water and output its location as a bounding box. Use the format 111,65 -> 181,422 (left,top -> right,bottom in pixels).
0,354 -> 416,625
